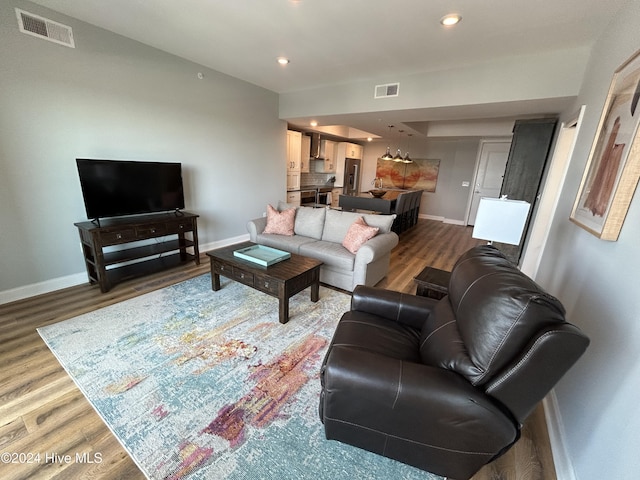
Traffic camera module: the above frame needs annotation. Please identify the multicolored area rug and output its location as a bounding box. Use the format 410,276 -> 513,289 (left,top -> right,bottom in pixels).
38,274 -> 441,480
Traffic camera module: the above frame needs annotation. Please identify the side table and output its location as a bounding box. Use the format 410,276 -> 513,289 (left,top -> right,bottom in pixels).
413,266 -> 450,300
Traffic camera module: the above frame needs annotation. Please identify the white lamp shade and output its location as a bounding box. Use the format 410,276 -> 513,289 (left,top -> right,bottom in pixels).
472,197 -> 531,245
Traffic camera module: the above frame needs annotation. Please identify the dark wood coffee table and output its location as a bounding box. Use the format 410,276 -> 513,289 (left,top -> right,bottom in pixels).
206,241 -> 323,324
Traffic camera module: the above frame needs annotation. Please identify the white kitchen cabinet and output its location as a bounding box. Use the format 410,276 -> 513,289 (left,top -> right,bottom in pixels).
286,130 -> 302,172
286,172 -> 301,191
300,134 -> 311,173
315,140 -> 336,173
337,142 -> 363,161
346,143 -> 363,159
331,188 -> 342,207
286,191 -> 301,206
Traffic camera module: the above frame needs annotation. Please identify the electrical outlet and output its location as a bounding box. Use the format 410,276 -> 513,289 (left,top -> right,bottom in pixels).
462,181 -> 470,187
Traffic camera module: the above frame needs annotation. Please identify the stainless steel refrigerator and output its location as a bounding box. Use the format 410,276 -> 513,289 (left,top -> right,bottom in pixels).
343,158 -> 361,195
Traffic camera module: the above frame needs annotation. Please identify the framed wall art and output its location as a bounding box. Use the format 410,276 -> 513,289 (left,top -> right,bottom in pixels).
375,158 -> 440,191
570,49 -> 640,241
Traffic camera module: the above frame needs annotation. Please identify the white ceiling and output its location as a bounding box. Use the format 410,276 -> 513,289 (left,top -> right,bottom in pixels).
31,0 -> 629,140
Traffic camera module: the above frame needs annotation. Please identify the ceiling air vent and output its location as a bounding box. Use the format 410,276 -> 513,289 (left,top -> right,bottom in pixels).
374,83 -> 400,99
15,8 -> 75,48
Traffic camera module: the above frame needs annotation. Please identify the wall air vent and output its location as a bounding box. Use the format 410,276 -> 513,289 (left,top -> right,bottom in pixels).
15,8 -> 75,48
374,83 -> 400,99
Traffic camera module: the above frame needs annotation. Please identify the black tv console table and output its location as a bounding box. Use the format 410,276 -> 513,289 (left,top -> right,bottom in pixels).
75,211 -> 199,293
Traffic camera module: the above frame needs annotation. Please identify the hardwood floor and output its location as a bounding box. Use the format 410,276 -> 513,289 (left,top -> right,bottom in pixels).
0,219 -> 555,480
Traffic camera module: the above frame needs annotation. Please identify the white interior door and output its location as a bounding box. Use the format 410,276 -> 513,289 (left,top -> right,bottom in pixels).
467,141 -> 512,225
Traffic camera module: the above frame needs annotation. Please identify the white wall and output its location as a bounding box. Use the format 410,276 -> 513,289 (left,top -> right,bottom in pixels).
0,1 -> 284,296
536,1 -> 640,478
279,47 -> 589,119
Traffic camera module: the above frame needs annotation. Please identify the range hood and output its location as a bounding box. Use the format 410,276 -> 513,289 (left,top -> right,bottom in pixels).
309,132 -> 324,159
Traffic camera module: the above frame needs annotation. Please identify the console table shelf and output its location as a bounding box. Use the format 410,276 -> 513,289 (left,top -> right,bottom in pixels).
105,252 -> 196,287
101,239 -> 196,266
75,211 -> 199,292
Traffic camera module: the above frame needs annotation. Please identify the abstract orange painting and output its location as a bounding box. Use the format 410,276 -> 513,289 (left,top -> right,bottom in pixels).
376,158 -> 440,191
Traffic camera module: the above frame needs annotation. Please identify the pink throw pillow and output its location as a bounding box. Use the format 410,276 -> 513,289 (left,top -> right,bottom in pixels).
342,217 -> 379,253
263,204 -> 295,235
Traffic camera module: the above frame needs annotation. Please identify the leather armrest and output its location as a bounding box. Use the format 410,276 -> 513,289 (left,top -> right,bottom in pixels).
350,285 -> 438,330
485,323 -> 590,423
321,345 -> 517,452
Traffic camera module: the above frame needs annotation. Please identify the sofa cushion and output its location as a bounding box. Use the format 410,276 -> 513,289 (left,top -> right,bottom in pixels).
361,213 -> 395,234
342,217 -> 379,254
322,209 -> 362,243
299,240 -> 355,271
294,206 -> 326,240
322,209 -> 396,243
256,233 -> 316,254
330,310 -> 422,363
277,200 -> 297,211
263,204 -> 295,235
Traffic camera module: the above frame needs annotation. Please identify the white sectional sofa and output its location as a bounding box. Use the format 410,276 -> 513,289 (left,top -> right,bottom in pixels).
247,206 -> 399,292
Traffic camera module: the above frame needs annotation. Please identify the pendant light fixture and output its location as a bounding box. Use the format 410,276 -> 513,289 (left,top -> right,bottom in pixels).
403,134 -> 413,163
381,125 -> 394,160
393,129 -> 405,162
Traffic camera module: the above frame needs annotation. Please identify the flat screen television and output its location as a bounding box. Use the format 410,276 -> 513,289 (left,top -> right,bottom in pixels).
76,159 -> 185,220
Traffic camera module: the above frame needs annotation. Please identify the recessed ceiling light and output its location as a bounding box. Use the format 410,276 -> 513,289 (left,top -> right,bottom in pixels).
310,120 -> 318,127
440,14 -> 462,26
277,57 -> 290,65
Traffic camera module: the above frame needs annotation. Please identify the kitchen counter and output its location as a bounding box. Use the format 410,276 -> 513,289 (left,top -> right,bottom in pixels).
349,190 -> 402,200
300,184 -> 335,190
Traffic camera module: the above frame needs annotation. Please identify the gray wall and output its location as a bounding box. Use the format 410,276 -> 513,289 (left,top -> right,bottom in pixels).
362,139 -> 480,223
0,1 -> 284,294
536,1 -> 640,478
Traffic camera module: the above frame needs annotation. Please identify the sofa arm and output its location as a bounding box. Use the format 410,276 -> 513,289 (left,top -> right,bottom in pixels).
246,217 -> 267,241
320,346 -> 517,478
355,231 -> 399,264
351,285 -> 437,330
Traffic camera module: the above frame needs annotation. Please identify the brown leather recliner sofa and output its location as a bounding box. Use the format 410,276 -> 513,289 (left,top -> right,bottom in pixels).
319,245 -> 589,479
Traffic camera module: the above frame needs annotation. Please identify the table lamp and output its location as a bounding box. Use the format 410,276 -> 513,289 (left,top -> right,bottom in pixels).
472,197 -> 531,245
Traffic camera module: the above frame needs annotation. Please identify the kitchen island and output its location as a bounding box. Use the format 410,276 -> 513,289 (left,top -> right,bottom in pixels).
338,190 -> 402,214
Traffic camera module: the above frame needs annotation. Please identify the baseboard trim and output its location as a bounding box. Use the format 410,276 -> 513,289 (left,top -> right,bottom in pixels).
418,214 -> 466,226
543,391 -> 577,480
0,234 -> 250,305
443,218 -> 466,226
0,272 -> 88,305
198,234 -> 249,253
419,214 -> 444,221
